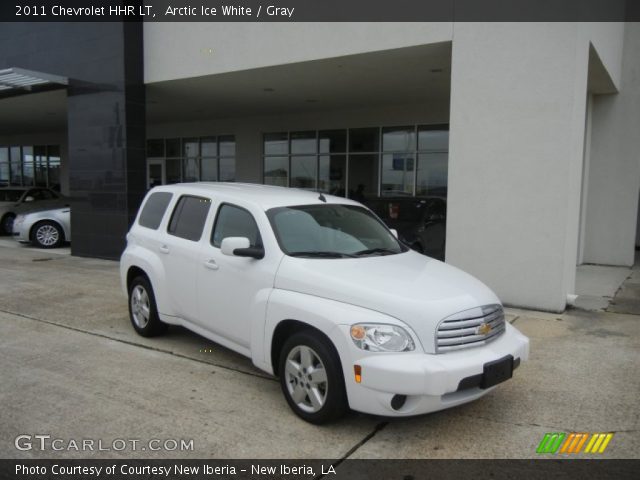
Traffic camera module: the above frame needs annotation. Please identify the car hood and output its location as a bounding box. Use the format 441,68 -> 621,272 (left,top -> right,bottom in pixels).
274,250 -> 500,353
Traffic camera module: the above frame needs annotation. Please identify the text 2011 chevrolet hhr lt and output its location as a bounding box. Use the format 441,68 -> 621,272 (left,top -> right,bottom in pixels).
120,183 -> 529,423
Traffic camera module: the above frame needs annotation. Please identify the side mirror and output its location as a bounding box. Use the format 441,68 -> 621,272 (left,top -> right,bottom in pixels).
220,237 -> 264,259
24,196 -> 35,202
390,228 -> 399,239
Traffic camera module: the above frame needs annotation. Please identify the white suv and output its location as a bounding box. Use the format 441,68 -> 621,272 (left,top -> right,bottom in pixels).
120,183 -> 529,423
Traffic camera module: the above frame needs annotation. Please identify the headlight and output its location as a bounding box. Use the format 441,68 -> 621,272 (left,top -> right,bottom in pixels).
13,216 -> 24,227
350,323 -> 415,352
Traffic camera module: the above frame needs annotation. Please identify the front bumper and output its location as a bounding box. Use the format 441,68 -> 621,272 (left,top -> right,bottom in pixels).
341,322 -> 529,416
12,224 -> 29,243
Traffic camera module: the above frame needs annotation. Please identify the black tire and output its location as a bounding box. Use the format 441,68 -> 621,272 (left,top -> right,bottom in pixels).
1,213 -> 15,235
128,275 -> 167,337
30,220 -> 64,248
278,331 -> 348,424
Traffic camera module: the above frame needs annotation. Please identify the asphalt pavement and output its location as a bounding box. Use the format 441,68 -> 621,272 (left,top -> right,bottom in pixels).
0,242 -> 638,459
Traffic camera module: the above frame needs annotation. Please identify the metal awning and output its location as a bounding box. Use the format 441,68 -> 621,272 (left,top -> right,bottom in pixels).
0,67 -> 68,93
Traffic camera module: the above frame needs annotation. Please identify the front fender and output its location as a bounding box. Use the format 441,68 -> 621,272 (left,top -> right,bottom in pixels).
262,288 -> 421,378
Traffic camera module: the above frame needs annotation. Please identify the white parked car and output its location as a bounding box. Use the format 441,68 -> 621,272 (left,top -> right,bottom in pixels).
120,183 -> 529,423
13,207 -> 71,248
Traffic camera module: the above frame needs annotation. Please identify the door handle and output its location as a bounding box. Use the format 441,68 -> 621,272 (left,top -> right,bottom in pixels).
159,245 -> 170,254
204,259 -> 219,270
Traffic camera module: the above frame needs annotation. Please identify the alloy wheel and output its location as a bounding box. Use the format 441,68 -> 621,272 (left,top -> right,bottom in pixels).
284,345 -> 328,413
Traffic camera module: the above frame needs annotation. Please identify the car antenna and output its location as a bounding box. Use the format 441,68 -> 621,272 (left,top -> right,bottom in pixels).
318,192 -> 327,203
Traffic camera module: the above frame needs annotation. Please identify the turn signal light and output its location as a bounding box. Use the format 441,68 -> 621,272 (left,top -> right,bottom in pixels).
354,365 -> 362,383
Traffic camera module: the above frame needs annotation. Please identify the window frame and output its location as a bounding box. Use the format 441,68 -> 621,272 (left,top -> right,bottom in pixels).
210,202 -> 263,250
166,194 -> 212,242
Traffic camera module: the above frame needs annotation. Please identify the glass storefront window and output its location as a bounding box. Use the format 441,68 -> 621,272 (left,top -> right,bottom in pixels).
0,147 -> 8,186
349,128 -> 379,153
34,146 -> 47,186
201,157 -> 219,181
47,146 -> 61,190
264,133 -> 288,155
166,138 -> 181,158
219,157 -> 236,182
10,147 -> 22,186
263,125 -> 447,200
219,136 -> 235,157
318,155 -> 346,196
418,128 -> 449,151
264,156 -> 288,187
201,137 -> 217,157
183,138 -> 199,158
319,130 -> 346,154
291,131 -> 316,155
290,155 -> 317,189
382,127 -> 415,152
165,158 -> 181,184
381,153 -> 414,196
417,152 -> 448,197
22,146 -> 34,186
182,157 -> 199,182
146,139 -> 165,157
348,154 -> 378,202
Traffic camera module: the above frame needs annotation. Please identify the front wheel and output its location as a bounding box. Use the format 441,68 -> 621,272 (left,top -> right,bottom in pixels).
128,276 -> 167,337
31,221 -> 64,248
279,331 -> 348,424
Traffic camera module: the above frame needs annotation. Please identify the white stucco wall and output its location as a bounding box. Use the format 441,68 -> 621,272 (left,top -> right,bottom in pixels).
446,23 -> 593,312
582,23 -> 640,266
143,22 -> 453,83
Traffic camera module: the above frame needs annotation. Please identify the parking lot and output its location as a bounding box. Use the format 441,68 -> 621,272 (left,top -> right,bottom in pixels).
1,242 -> 639,459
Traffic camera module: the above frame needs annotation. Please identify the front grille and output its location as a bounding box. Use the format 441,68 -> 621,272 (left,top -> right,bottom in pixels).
436,304 -> 506,353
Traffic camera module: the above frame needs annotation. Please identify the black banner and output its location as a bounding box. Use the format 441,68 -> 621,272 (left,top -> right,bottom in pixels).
2,460 -> 640,480
1,0 -> 640,22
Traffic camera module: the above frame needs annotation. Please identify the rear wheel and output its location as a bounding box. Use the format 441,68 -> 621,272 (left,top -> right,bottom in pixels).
128,276 -> 167,337
1,214 -> 15,234
279,331 -> 348,424
30,221 -> 64,248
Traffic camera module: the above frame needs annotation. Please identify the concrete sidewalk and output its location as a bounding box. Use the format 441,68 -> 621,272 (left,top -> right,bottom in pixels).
0,244 -> 638,459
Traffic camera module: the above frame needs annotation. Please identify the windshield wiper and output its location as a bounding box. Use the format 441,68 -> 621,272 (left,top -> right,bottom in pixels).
353,248 -> 398,256
289,251 -> 358,258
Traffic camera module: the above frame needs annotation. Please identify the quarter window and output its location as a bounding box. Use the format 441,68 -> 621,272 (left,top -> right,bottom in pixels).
167,195 -> 211,241
138,192 -> 173,230
212,204 -> 262,248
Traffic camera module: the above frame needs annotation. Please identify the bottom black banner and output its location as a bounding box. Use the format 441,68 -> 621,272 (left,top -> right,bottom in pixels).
2,459 -> 639,480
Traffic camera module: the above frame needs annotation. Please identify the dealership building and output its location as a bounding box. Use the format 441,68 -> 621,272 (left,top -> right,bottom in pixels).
0,21 -> 639,312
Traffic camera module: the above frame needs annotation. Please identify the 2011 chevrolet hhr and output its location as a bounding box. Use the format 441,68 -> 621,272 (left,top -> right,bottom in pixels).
120,183 -> 529,424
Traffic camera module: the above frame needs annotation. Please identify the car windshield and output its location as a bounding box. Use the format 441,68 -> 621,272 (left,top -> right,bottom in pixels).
0,189 -> 24,202
267,204 -> 406,258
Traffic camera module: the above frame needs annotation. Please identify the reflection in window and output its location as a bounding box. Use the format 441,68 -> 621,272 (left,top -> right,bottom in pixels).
0,147 -> 8,186
291,156 -> 317,189
262,125 -> 447,200
319,155 -> 346,196
146,136 -> 236,186
417,153 -> 448,197
264,156 -> 288,187
348,154 -> 378,202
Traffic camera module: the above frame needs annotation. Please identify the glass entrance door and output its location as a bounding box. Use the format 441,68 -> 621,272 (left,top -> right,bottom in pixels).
147,159 -> 165,189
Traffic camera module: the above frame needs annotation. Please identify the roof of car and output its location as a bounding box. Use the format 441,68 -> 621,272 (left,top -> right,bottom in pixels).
152,182 -> 362,210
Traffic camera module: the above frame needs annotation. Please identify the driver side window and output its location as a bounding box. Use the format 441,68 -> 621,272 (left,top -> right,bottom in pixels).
211,204 -> 262,248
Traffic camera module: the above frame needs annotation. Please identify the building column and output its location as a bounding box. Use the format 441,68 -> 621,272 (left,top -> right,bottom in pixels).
67,22 -> 146,259
446,23 -> 590,311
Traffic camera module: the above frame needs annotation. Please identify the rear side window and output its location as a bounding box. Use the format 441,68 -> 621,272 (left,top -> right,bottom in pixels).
168,195 -> 211,241
212,204 -> 262,248
139,192 -> 173,230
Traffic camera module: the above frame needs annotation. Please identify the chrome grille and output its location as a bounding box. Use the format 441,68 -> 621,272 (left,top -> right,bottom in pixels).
436,304 -> 506,353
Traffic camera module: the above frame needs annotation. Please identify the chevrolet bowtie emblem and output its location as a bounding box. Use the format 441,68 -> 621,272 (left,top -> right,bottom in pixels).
477,323 -> 492,335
